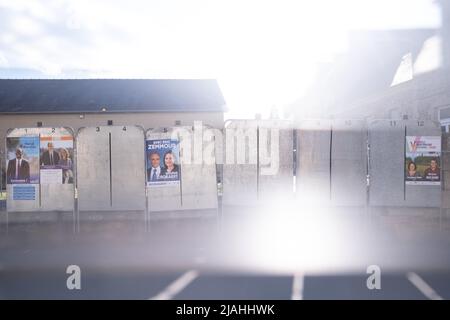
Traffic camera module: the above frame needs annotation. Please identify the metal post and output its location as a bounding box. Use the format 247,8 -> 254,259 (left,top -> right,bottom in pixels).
0,150 -> 4,195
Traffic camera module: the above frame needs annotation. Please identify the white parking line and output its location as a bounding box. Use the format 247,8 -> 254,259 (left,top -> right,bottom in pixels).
150,270 -> 199,300
406,272 -> 443,300
291,273 -> 304,300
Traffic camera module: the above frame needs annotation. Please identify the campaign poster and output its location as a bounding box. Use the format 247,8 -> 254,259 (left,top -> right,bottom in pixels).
6,136 -> 40,185
40,135 -> 74,184
146,139 -> 181,187
405,136 -> 441,185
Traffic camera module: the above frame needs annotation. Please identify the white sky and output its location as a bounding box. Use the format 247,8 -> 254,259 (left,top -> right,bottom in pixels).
0,0 -> 441,117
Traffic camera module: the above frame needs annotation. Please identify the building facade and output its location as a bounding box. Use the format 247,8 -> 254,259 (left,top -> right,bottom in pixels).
0,79 -> 227,189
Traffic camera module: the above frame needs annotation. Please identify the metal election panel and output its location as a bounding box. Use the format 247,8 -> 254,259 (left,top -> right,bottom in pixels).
6,127 -> 75,212
331,119 -> 367,206
76,127 -> 110,211
179,125 -> 218,211
110,126 -> 146,211
369,120 -> 442,208
38,127 -> 75,212
146,128 -> 182,212
404,120 -> 441,208
443,133 -> 450,209
77,126 -> 146,211
222,120 -> 258,206
296,119 -> 332,205
6,128 -> 40,212
258,119 -> 294,203
368,120 -> 405,206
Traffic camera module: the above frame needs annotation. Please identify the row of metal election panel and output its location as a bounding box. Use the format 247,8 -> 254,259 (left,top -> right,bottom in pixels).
3,119 -> 447,212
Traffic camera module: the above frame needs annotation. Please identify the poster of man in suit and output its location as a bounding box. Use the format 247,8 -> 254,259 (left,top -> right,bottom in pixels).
40,141 -> 60,167
6,136 -> 40,184
146,139 -> 181,187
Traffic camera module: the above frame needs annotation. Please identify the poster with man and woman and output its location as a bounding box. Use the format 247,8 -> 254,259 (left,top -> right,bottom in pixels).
405,136 -> 441,185
39,134 -> 74,184
146,139 -> 181,187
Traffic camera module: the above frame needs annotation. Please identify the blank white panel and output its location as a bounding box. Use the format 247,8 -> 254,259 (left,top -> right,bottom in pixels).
77,127 -> 111,211
331,120 -> 367,206
110,126 -> 146,211
258,120 -> 294,203
296,119 -> 331,205
222,120 -> 258,206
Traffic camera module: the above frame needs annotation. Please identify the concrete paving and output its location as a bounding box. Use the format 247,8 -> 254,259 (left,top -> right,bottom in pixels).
1,206 -> 450,299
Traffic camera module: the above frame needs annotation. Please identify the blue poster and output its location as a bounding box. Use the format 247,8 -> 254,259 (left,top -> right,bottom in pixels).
146,139 -> 181,187
12,185 -> 36,200
6,136 -> 40,185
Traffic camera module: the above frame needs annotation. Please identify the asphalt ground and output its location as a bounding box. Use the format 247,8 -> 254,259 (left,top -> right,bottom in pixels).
1,205 -> 450,300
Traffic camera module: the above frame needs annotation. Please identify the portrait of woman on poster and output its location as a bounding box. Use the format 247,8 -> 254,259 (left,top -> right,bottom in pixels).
161,150 -> 179,176
62,169 -> 74,184
406,161 -> 421,181
58,148 -> 73,169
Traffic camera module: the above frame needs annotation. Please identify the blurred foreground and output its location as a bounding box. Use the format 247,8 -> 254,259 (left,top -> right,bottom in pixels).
1,204 -> 450,299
